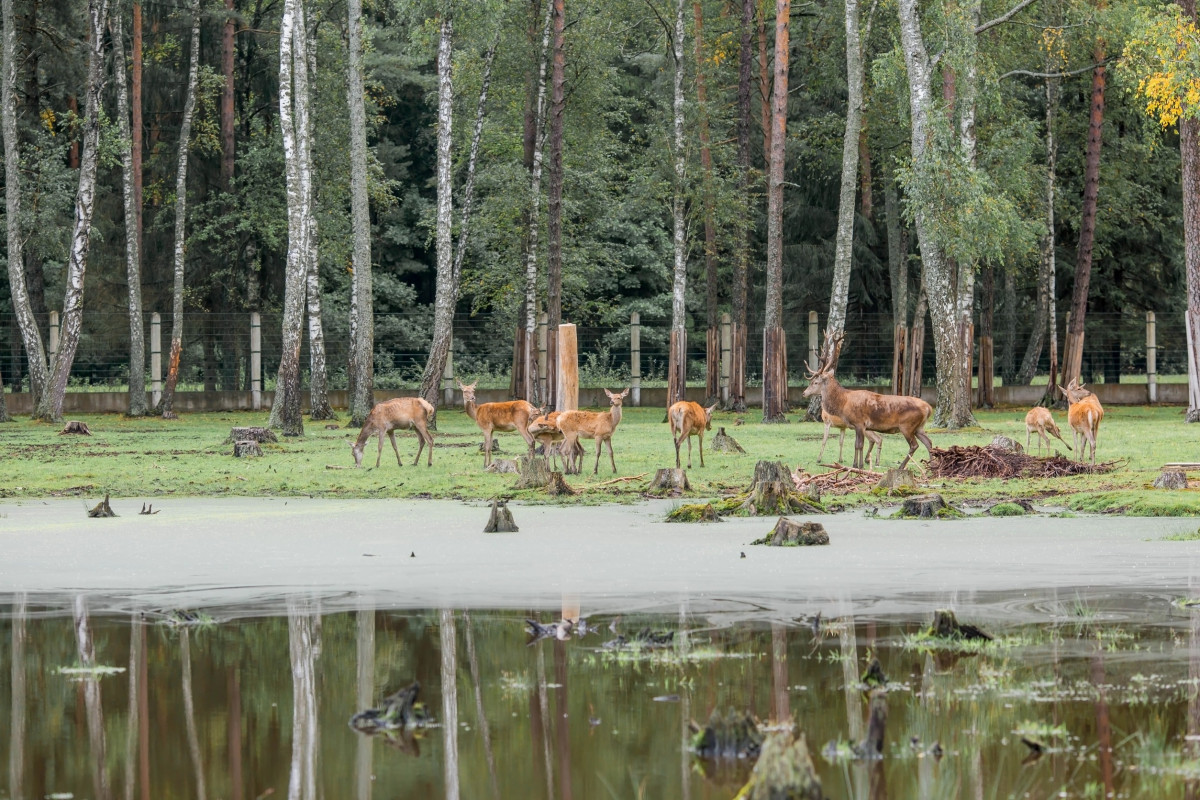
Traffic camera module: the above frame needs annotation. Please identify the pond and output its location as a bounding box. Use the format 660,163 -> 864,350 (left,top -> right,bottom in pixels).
3,591 -> 1200,800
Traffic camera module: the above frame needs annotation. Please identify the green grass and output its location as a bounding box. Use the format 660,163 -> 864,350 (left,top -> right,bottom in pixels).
1158,527 -> 1200,541
1,404 -> 1199,511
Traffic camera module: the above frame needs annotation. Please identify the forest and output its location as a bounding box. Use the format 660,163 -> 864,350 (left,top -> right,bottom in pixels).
1,0 -> 1199,433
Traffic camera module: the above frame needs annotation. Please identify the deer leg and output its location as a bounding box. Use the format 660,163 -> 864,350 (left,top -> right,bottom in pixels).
915,431 -> 934,460
425,427 -> 434,466
483,432 -> 494,467
674,431 -> 684,469
818,423 -> 831,463
853,428 -> 865,470
376,433 -> 385,468
593,438 -> 603,475
698,432 -> 705,467
608,437 -> 617,473
387,431 -> 403,467
521,424 -> 536,457
898,435 -> 920,469
686,435 -> 693,469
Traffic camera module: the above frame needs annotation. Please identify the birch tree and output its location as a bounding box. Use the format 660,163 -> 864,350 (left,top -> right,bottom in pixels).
546,0 -> 566,408
157,0 -> 202,420
667,0 -> 688,408
762,0 -> 790,424
693,1 -> 719,405
730,0 -> 754,413
36,0 -> 110,422
347,0 -> 374,427
112,0 -> 147,417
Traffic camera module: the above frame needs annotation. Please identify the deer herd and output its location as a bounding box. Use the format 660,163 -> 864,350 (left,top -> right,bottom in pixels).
349,368 -> 1105,473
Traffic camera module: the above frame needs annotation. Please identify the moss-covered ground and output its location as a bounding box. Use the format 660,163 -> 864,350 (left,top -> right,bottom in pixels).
1,403 -> 1198,512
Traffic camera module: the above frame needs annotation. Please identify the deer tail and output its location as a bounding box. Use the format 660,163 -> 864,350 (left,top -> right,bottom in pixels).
418,397 -> 436,417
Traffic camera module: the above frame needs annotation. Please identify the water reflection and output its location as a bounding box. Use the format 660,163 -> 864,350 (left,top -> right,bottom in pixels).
2,593 -> 1199,799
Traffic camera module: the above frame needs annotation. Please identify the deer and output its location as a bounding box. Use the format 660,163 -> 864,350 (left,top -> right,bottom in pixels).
1024,406 -> 1072,455
556,388 -> 630,475
457,381 -> 538,468
1058,378 -> 1103,464
527,410 -> 583,472
818,408 -> 883,468
350,397 -> 435,468
802,343 -> 933,470
667,400 -> 718,469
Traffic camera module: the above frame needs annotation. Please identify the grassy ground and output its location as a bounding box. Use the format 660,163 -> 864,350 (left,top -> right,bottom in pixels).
1,404 -> 1198,513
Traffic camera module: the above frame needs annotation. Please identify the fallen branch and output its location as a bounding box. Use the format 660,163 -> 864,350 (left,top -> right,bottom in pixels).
818,462 -> 884,477
593,472 -> 649,487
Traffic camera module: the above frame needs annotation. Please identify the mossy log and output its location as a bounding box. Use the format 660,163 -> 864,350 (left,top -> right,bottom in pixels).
233,440 -> 263,458
711,427 -> 746,454
738,731 -> 825,800
690,708 -> 763,759
513,455 -> 550,489
485,458 -> 520,474
483,498 -> 518,533
892,494 -> 961,519
87,494 -> 116,518
547,471 -> 576,496
990,435 -> 1023,453
927,609 -> 993,642
875,468 -> 916,491
648,468 -> 692,496
60,420 -> 92,435
1154,468 -> 1188,490
987,499 -> 1034,516
224,426 -> 278,444
753,518 -> 828,547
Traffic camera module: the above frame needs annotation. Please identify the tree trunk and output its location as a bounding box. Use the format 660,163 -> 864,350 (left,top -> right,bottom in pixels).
2,0 -> 48,409
1182,0 -> 1200,421
347,0 -> 374,427
0,363 -> 10,422
1020,81 -> 1058,388
999,266 -> 1017,384
112,1 -> 147,417
978,262 -> 994,407
35,0 -> 109,423
1063,42 -> 1106,390
694,1 -> 719,404
730,0 -> 754,413
906,285 -> 927,396
885,169 -> 908,391
221,0 -> 235,190
757,3 -> 771,171
269,0 -> 306,436
452,33 -> 499,309
418,15 -> 456,409
545,0 -> 566,409
156,0 -> 201,420
669,0 -> 687,407
762,0 -> 790,423
132,2 -> 143,249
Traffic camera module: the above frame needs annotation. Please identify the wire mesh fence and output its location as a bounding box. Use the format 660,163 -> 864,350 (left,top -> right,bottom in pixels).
0,309 -> 1186,394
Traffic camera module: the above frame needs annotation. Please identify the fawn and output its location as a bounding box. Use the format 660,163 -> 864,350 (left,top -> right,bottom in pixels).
1024,406 -> 1071,455
818,408 -> 883,468
458,381 -> 538,467
1058,378 -> 1103,463
351,397 -> 435,468
667,400 -> 718,469
556,388 -> 630,474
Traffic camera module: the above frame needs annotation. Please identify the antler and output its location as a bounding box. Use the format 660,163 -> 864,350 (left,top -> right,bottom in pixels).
806,332 -> 844,378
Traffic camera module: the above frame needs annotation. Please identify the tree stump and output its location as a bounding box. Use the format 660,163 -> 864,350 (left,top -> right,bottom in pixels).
711,427 -> 746,454
738,462 -> 824,515
349,681 -> 429,732
1154,468 -> 1188,490
648,468 -> 692,496
857,690 -> 888,758
861,656 -> 887,688
60,420 -> 92,435
87,494 -> 116,518
927,609 -> 993,642
478,439 -> 502,453
756,518 -> 828,546
690,709 -> 763,759
666,502 -> 723,522
225,426 -> 278,444
483,498 -> 518,532
893,494 -> 960,519
547,471 -> 576,496
738,731 -> 825,800
987,499 -> 1033,516
486,458 -> 520,474
514,455 -> 551,489
233,440 -> 263,458
990,435 -> 1023,454
875,468 -> 916,491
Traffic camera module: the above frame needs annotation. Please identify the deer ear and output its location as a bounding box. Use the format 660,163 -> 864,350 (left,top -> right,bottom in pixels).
621,388 -> 630,397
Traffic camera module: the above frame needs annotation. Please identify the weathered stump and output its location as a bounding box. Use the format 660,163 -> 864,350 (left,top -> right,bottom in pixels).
857,690 -> 888,758
486,458 -> 520,474
478,439 -> 502,453
927,609 -> 993,642
87,494 -> 116,518
665,502 -> 723,523
893,494 -> 960,519
225,426 -> 278,444
755,518 -> 828,547
324,424 -> 341,430
987,499 -> 1033,516
861,656 -> 887,688
648,468 -> 692,496
547,471 -> 576,496
711,427 -> 746,454
483,498 -> 518,533
739,731 -> 825,800
875,468 -> 916,491
233,440 -> 263,458
1154,468 -> 1188,490
349,681 -> 429,733
60,420 -> 92,435
514,455 -> 551,489
690,709 -> 763,759
738,462 -> 825,516
990,435 -> 1023,454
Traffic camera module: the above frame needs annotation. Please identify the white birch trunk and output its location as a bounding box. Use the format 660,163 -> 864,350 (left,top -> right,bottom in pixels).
826,0 -> 863,345
2,0 -> 48,406
287,603 -> 318,800
440,608 -> 460,800
36,0 -> 110,422
522,2 -> 555,402
669,0 -> 687,404
73,596 -> 111,800
111,0 -> 147,416
347,0 -> 373,426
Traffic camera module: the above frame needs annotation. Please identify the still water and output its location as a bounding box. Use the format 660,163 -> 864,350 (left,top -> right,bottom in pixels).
3,592 -> 1200,799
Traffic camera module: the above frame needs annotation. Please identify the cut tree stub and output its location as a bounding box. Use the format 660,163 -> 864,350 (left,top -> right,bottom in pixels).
233,440 -> 263,458
486,458 -> 520,474
711,427 -> 746,453
764,518 -> 829,546
690,708 -> 763,759
60,420 -> 92,435
990,435 -> 1023,454
648,468 -> 692,496
87,494 -> 116,518
514,455 -> 551,489
1154,468 -> 1188,490
738,731 -> 825,800
225,426 -> 278,444
928,609 -> 993,641
875,468 -> 916,490
895,494 -> 959,519
478,439 -> 502,453
547,471 -> 576,496
858,690 -> 888,758
483,498 -> 519,533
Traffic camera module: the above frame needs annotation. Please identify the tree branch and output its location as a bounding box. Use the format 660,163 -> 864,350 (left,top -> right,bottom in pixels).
975,0 -> 1038,35
999,57 -> 1117,81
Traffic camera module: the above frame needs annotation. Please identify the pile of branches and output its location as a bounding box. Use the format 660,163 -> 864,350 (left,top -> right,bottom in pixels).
925,445 -> 1119,479
792,465 -> 881,495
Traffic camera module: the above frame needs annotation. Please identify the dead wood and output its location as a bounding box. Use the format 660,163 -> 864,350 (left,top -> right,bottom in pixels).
485,458 -> 520,474
87,494 -> 116,518
794,466 -> 878,497
738,731 -> 825,800
690,709 -> 763,759
233,440 -> 263,458
1154,468 -> 1188,490
139,503 -> 159,515
989,435 -> 1023,453
514,456 -> 551,489
925,445 -> 1118,479
60,420 -> 92,435
861,656 -> 887,688
927,609 -> 993,642
483,498 -> 518,533
478,439 -> 502,453
593,472 -> 649,487
349,681 -> 429,733
224,426 -> 278,444
754,518 -> 828,546
648,468 -> 692,496
893,494 -> 960,519
875,468 -> 917,491
547,471 -> 576,496
857,690 -> 887,759
740,461 -> 825,515
711,427 -> 746,454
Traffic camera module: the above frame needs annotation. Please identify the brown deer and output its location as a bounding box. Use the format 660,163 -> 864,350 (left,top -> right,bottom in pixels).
818,408 -> 883,468
1058,378 -> 1103,463
351,397 -> 435,468
802,349 -> 933,470
668,400 -> 718,469
557,388 -> 630,474
527,411 -> 583,472
1024,406 -> 1072,455
457,381 -> 538,467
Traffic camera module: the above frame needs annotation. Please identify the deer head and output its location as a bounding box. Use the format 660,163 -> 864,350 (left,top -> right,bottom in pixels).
802,334 -> 843,398
703,402 -> 718,430
604,388 -> 630,407
456,380 -> 477,404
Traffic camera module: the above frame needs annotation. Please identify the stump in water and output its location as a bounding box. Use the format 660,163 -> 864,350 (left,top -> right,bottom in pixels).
990,435 -> 1023,454
711,427 -> 746,454
87,494 -> 116,518
349,681 -> 429,732
739,461 -> 824,516
861,656 -> 887,688
690,708 -> 763,759
483,499 -> 518,532
927,609 -> 993,642
547,471 -> 576,496
739,731 -> 825,800
60,420 -> 92,435
987,499 -> 1033,516
666,502 -> 723,523
486,458 -> 520,474
754,518 -> 828,546
1155,468 -> 1188,490
875,468 -> 916,491
857,690 -> 887,758
225,426 -> 277,444
648,468 -> 692,496
513,455 -> 551,489
233,440 -> 263,458
892,494 -> 961,519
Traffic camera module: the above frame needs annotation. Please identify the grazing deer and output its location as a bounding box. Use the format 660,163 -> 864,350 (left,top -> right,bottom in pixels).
557,388 -> 630,474
351,397 -> 435,468
818,408 -> 883,468
527,411 -> 583,472
667,401 -> 719,469
1024,406 -> 1072,455
457,381 -> 538,468
1058,378 -> 1103,464
802,349 -> 933,470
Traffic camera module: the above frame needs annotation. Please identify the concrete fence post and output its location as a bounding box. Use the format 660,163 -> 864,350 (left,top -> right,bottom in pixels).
630,312 -> 641,407
150,312 -> 162,406
720,312 -> 731,406
250,312 -> 262,410
1147,310 -> 1157,404
48,310 -> 59,367
807,311 -> 819,371
537,312 -> 548,402
442,340 -> 455,408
